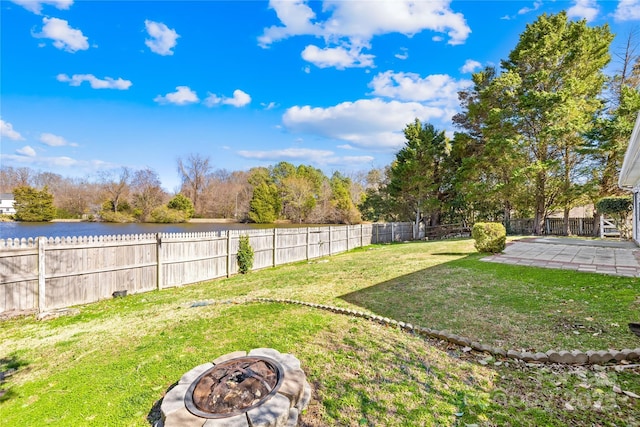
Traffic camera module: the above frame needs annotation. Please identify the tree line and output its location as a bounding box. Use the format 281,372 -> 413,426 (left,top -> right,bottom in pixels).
360,12 -> 639,236
2,12 -> 637,232
0,159 -> 377,224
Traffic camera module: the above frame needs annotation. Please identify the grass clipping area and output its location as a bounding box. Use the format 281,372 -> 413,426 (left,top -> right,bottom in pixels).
1,239 -> 639,426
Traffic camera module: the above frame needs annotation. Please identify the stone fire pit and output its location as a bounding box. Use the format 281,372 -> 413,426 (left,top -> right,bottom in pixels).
158,348 -> 311,427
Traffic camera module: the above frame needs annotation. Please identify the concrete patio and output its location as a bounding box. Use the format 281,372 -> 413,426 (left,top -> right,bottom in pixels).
481,237 -> 640,277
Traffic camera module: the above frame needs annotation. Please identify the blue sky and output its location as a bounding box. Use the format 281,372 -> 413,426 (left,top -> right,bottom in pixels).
2,0 -> 640,192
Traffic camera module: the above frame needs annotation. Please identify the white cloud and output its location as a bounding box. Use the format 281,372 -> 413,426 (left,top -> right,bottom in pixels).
301,44 -> 374,69
259,0 -> 470,69
395,48 -> 409,60
57,73 -> 132,90
40,132 -> 78,147
11,0 -> 72,14
154,86 -> 199,105
238,148 -> 334,160
1,152 -> 116,173
518,1 -> 542,15
1,153 -> 78,167
338,155 -> 376,165
567,0 -> 599,22
261,101 -> 278,110
369,71 -> 472,109
614,0 -> 640,21
1,119 -> 24,140
282,98 -> 447,150
237,148 -> 374,168
460,59 -> 482,74
144,20 -> 179,55
226,90 -> 251,107
16,146 -> 36,157
203,89 -> 251,107
258,0 -> 323,47
261,0 -> 470,46
34,17 -> 88,52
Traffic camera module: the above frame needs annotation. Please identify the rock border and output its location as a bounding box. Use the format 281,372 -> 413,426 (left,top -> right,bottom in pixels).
256,298 -> 640,366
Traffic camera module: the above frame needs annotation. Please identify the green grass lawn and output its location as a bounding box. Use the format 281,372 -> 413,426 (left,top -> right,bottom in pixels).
1,239 -> 639,426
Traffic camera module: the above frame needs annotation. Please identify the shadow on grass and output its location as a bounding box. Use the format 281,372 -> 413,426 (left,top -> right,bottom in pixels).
146,381 -> 178,426
431,252 -> 477,256
339,255 -> 482,338
0,354 -> 28,403
338,251 -> 640,351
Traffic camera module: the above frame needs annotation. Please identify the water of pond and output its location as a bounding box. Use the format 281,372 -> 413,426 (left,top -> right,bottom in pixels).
0,221 -> 309,240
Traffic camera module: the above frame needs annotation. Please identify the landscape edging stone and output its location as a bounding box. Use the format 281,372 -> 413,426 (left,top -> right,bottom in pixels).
254,298 -> 640,366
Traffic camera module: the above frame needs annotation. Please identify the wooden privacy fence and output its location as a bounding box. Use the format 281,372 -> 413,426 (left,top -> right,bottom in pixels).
505,218 -> 595,236
0,223 -> 418,315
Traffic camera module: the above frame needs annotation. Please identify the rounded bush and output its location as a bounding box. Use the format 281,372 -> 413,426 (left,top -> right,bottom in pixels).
472,222 -> 506,253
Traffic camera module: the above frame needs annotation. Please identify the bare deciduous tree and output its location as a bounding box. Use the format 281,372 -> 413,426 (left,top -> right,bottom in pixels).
99,167 -> 131,212
131,168 -> 167,220
177,154 -> 211,215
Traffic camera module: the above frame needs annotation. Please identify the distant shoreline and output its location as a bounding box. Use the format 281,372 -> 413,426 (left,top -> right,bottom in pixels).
49,218 -> 241,224
188,218 -> 240,224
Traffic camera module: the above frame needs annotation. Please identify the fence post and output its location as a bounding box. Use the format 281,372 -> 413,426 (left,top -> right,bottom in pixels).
360,224 -> 364,248
306,227 -> 310,260
391,222 -> 395,242
227,230 -> 232,278
376,223 -> 379,244
156,233 -> 163,290
273,228 -> 277,266
579,218 -> 584,235
346,225 -> 349,251
37,237 -> 46,313
545,218 -> 550,235
600,216 -> 604,238
328,226 -> 332,256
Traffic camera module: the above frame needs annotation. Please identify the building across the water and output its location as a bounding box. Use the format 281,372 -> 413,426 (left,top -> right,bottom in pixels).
0,193 -> 16,215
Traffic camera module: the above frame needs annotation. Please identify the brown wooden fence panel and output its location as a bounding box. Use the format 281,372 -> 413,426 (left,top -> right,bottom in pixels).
0,223 -> 417,315
275,227 -> 308,266
505,218 -> 595,236
0,240 -> 38,313
43,234 -> 159,310
160,232 -> 228,288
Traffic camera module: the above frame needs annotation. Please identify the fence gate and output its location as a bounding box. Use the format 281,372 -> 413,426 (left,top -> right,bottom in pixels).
600,217 -> 620,238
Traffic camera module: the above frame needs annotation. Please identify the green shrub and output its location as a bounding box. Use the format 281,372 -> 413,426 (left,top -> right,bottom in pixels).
595,196 -> 632,215
99,210 -> 136,223
472,222 -> 506,253
596,195 -> 633,239
13,186 -> 56,222
237,235 -> 254,274
150,206 -> 188,223
167,194 -> 195,219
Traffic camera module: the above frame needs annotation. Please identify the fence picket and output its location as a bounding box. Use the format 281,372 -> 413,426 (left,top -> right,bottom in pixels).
3,218 -> 600,316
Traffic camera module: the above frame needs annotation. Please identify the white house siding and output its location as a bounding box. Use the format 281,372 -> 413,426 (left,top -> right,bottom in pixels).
0,194 -> 16,215
619,113 -> 640,246
634,192 -> 639,244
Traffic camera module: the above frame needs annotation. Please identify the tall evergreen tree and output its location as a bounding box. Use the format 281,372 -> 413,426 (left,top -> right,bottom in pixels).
485,12 -> 612,234
13,186 -> 56,222
248,182 -> 281,223
584,30 -> 640,201
388,119 -> 449,227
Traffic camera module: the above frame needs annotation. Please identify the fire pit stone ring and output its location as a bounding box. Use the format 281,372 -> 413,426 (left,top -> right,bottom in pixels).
158,348 -> 311,427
